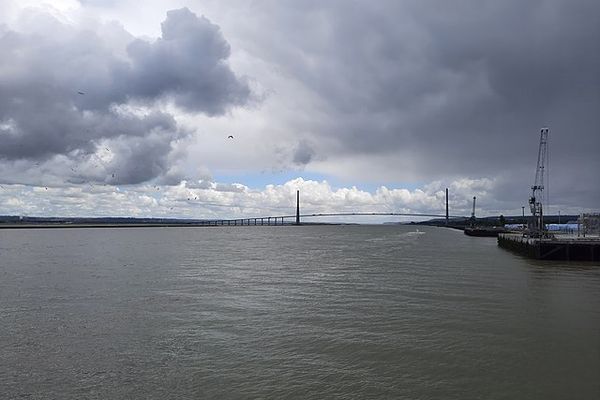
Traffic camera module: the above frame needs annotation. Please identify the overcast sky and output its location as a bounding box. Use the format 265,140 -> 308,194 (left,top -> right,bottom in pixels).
1,0 -> 598,221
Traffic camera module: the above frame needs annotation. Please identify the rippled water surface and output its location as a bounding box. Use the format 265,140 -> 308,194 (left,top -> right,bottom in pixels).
1,225 -> 599,399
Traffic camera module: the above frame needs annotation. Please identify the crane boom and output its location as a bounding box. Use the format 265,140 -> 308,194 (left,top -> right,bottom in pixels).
528,128 -> 549,237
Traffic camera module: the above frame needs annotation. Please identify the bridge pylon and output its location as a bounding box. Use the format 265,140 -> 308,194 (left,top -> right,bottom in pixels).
295,190 -> 300,225
445,188 -> 449,225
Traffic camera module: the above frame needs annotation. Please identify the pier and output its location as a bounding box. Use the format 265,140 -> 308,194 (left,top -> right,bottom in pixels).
498,233 -> 600,261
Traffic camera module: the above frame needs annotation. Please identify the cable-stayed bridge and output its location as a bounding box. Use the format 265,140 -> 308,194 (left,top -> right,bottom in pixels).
0,189 -> 466,228
194,212 -> 463,226
194,189 -> 466,226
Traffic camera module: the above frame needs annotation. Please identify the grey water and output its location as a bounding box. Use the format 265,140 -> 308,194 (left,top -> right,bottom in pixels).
1,225 -> 599,399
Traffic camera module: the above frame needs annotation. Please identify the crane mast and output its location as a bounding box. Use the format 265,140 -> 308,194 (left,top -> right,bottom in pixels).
470,196 -> 476,227
528,128 -> 549,237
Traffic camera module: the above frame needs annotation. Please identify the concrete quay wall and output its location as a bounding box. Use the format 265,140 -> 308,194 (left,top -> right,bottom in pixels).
498,233 -> 600,261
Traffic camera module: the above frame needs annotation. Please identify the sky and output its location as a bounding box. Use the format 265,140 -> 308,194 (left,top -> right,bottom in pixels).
0,0 -> 598,222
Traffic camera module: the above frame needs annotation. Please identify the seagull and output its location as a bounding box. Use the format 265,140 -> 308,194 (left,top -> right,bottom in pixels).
227,135 -> 234,139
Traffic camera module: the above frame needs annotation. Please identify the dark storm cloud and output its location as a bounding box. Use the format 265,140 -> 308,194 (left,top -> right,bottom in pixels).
241,0 -> 599,209
124,8 -> 251,114
0,7 -> 250,184
292,140 -> 316,165
103,133 -> 176,184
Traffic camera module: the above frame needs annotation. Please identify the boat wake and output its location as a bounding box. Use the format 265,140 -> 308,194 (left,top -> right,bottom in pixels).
404,229 -> 426,236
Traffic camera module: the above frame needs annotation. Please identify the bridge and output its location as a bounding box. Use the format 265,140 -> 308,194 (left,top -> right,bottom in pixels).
194,189 -> 466,226
192,212 -> 462,226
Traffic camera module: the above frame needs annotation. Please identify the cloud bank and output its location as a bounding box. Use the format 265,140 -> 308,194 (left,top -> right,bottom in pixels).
0,6 -> 249,185
216,0 -> 599,207
0,177 -> 504,221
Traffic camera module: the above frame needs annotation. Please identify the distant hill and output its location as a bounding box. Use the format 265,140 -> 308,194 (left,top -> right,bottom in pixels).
0,215 -> 205,225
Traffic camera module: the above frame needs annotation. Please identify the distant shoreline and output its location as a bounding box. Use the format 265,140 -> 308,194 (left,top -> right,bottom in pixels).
0,222 -> 352,229
0,223 -> 209,229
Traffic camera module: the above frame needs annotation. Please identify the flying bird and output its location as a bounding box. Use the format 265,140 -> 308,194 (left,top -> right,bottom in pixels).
77,91 -> 85,95
227,135 -> 234,139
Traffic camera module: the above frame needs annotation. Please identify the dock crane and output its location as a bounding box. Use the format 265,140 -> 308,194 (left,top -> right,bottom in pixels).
528,128 -> 549,237
470,196 -> 476,227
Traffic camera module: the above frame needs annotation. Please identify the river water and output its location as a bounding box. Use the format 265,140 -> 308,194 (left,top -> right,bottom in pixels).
1,225 -> 599,399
